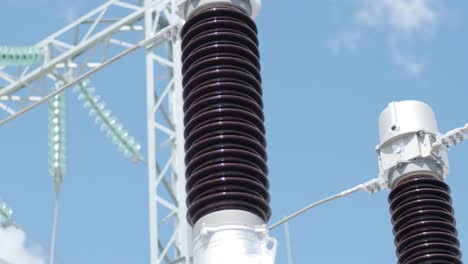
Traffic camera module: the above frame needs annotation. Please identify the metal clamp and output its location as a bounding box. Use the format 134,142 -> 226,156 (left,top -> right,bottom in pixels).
362,177 -> 387,194
437,124 -> 468,149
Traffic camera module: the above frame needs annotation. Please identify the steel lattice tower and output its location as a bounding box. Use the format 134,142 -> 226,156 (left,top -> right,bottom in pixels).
0,1 -> 192,263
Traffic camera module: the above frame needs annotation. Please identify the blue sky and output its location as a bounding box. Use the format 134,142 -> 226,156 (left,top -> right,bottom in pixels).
0,0 -> 467,263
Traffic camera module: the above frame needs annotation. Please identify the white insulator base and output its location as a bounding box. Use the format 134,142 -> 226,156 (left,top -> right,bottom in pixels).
192,210 -> 277,264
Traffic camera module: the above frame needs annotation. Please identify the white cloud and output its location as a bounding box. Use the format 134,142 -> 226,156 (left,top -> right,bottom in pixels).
355,0 -> 439,36
0,227 -> 45,264
392,50 -> 424,77
58,2 -> 83,23
331,0 -> 443,76
329,31 -> 361,53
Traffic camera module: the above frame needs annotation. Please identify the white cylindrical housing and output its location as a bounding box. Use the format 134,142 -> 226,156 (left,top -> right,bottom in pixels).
379,100 -> 439,147
192,210 -> 277,264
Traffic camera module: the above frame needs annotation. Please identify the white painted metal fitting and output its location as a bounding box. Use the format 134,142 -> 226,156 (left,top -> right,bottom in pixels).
192,210 -> 277,264
177,0 -> 261,20
376,101 -> 449,188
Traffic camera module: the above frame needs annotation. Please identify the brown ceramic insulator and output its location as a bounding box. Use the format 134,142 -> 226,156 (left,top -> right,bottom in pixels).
389,175 -> 463,264
181,4 -> 270,226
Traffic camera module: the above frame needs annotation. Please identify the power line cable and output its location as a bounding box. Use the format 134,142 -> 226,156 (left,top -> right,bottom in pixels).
269,183 -> 366,230
49,193 -> 60,264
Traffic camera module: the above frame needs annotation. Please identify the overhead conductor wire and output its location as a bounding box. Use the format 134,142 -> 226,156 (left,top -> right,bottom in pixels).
269,183 -> 367,230
49,192 -> 60,264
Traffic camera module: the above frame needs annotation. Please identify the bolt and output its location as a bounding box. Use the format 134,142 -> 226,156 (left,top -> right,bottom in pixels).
395,146 -> 402,154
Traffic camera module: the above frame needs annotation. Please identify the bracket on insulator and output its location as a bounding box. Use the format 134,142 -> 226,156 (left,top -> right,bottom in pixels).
363,101 -> 467,194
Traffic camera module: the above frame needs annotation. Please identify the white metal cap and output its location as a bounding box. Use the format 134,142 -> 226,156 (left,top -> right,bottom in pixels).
366,101 -> 466,193
378,100 -> 439,147
376,100 -> 449,188
178,0 -> 261,20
